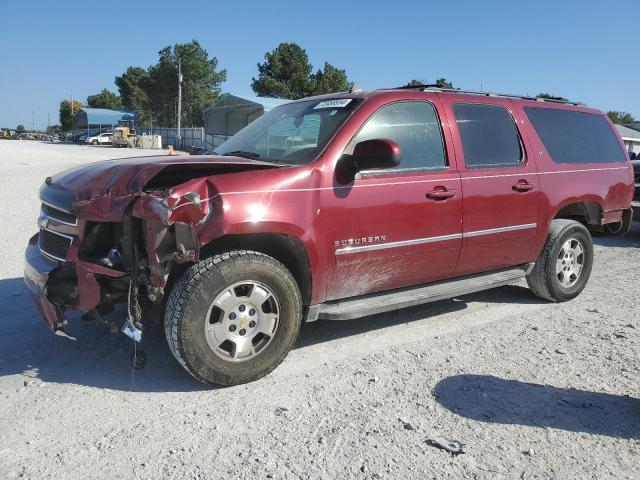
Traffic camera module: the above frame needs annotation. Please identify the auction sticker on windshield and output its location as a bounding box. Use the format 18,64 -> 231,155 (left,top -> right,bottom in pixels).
314,99 -> 352,109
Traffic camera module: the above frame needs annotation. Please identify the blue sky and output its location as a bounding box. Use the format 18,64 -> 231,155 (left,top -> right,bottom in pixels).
1,0 -> 638,130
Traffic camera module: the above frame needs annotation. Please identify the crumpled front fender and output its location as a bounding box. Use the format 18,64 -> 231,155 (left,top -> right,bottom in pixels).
131,179 -> 217,288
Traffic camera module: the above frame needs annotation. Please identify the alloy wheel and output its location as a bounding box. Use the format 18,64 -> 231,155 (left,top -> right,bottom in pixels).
204,281 -> 280,362
555,238 -> 585,288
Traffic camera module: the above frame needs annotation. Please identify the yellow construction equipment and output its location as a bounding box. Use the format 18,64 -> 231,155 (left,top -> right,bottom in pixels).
111,126 -> 136,147
0,128 -> 11,139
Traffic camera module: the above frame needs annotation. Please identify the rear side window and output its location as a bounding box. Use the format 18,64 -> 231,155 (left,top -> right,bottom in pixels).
453,103 -> 523,168
524,107 -> 626,164
352,101 -> 446,170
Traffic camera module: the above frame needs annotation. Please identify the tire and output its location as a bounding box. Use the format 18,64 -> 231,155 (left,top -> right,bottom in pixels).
164,250 -> 302,386
92,139 -> 98,145
526,219 -> 593,302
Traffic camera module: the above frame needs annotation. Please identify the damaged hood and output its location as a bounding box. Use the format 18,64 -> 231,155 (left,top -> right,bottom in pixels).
40,155 -> 281,214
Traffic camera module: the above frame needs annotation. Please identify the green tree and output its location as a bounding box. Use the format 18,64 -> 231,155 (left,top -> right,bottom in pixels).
252,43 -> 314,99
537,92 -> 569,102
404,78 -> 454,88
115,66 -> 151,124
87,88 -> 122,109
59,99 -> 84,131
251,42 -> 352,99
607,111 -> 636,124
310,63 -> 351,96
145,40 -> 226,127
46,124 -> 62,135
16,124 -> 25,133
434,78 -> 453,88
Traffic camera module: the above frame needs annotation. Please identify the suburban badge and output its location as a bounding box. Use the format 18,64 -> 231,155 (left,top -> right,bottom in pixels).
335,235 -> 386,247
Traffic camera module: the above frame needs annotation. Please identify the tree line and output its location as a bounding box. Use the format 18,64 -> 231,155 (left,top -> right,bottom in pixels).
57,38 -> 637,131
59,41 -> 354,131
58,40 -> 460,131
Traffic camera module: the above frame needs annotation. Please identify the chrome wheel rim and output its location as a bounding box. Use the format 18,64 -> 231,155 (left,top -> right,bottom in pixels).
556,238 -> 585,288
204,281 -> 279,362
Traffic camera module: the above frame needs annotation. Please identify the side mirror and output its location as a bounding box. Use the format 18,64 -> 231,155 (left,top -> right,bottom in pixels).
335,139 -> 401,184
352,139 -> 401,171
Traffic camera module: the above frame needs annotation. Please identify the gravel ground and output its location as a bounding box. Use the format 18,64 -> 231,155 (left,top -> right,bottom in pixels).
0,141 -> 638,480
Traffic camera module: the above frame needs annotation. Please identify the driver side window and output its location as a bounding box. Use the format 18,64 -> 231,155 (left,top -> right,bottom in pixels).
352,101 -> 447,170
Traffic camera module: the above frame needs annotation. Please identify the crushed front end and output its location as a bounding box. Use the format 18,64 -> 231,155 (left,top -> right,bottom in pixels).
24,189 -> 141,332
24,155 -> 281,336
24,172 -> 209,334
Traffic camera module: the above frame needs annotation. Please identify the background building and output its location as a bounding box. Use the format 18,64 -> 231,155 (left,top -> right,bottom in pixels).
615,124 -> 640,155
73,108 -> 136,135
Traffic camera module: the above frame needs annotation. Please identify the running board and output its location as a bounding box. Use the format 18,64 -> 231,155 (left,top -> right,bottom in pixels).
313,263 -> 534,321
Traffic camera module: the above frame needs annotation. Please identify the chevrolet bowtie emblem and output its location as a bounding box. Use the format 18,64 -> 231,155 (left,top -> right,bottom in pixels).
38,215 -> 49,230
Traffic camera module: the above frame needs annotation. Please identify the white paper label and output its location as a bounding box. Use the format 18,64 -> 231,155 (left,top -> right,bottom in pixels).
313,99 -> 352,109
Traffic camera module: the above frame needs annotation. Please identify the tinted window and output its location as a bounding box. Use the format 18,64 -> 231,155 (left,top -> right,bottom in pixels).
524,107 -> 626,164
453,103 -> 522,167
352,101 -> 446,170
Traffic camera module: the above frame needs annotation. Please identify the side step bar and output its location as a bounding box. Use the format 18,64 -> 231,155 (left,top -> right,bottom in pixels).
312,263 -> 534,321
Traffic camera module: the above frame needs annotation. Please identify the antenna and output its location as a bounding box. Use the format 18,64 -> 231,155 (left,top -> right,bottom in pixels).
177,57 -> 183,149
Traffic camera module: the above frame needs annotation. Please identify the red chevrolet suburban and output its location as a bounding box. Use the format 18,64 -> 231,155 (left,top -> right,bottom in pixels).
25,86 -> 635,385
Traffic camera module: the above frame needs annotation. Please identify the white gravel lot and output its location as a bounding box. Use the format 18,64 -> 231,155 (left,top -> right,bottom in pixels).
0,140 -> 638,480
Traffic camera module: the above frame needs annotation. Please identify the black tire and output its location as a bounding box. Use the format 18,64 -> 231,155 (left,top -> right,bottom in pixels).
92,139 -> 98,145
526,219 -> 593,302
164,250 -> 302,386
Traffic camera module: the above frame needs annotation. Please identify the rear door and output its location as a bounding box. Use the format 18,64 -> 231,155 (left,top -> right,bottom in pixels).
322,99 -> 463,300
443,98 -> 540,276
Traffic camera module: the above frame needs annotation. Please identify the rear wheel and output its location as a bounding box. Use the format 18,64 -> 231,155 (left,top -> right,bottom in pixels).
164,250 -> 302,386
527,219 -> 593,302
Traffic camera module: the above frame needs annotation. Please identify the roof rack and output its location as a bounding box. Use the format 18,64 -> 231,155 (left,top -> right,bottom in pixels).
393,84 -> 584,106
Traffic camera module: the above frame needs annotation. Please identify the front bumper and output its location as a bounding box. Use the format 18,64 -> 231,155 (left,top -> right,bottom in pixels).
24,232 -> 126,331
24,234 -> 64,329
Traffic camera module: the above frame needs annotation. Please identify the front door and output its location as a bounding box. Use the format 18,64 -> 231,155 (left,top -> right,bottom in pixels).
321,100 -> 463,301
442,98 -> 540,276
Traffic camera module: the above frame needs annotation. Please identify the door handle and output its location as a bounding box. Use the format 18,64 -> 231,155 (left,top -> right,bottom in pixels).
512,181 -> 535,192
426,188 -> 457,200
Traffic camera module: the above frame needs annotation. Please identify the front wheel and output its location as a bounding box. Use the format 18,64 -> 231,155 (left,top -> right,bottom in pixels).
164,250 -> 302,386
527,219 -> 594,302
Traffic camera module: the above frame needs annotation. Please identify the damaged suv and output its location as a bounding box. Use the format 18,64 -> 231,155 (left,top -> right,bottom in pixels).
25,87 -> 635,385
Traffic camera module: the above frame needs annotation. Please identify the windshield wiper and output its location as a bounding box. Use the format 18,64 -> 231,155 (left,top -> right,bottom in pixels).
220,150 -> 261,159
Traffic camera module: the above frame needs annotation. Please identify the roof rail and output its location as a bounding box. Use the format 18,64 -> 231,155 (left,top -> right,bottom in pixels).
393,84 -> 584,106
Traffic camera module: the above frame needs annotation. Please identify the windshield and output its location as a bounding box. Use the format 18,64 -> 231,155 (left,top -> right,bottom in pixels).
213,98 -> 361,165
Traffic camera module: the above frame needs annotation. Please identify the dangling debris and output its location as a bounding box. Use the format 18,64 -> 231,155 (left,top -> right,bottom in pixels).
426,436 -> 465,456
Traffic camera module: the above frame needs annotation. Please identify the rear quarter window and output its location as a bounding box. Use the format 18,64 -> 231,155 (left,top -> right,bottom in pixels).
453,103 -> 523,168
524,107 -> 626,164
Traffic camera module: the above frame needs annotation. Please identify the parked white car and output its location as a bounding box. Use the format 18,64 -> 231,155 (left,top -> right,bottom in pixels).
85,132 -> 113,145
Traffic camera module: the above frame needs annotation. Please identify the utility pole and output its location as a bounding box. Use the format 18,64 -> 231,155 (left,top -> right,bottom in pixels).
32,110 -> 35,131
176,57 -> 183,149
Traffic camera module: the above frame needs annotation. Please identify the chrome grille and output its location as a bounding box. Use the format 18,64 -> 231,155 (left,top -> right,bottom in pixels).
41,202 -> 77,225
38,229 -> 72,261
